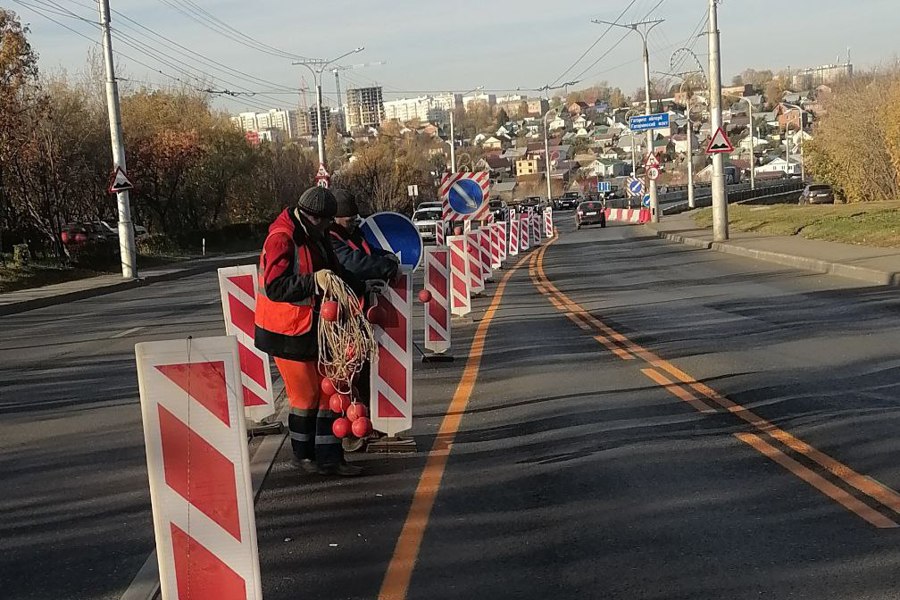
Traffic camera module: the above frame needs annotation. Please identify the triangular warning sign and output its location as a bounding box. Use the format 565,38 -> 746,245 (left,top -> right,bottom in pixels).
706,127 -> 734,154
315,164 -> 329,178
644,153 -> 661,169
108,166 -> 134,193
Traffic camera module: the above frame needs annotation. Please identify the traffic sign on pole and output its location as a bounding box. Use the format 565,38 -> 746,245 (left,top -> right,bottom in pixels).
647,166 -> 660,181
597,181 -> 611,193
627,177 -> 645,198
706,127 -> 734,154
360,212 -> 424,272
314,164 -> 330,188
439,172 -> 491,221
644,153 -> 661,169
108,166 -> 134,194
628,113 -> 670,131
642,194 -> 651,208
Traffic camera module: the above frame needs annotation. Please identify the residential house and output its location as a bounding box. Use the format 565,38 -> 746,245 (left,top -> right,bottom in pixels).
672,133 -> 698,155
575,127 -> 590,138
475,155 -> 512,179
652,138 -> 675,161
568,101 -> 590,115
548,116 -> 566,131
573,115 -> 589,130
482,136 -> 505,151
491,181 -> 518,202
515,157 -> 541,177
738,135 -> 769,152
616,134 -> 641,155
585,158 -> 629,178
775,103 -> 810,131
755,157 -> 801,176
501,147 -> 526,161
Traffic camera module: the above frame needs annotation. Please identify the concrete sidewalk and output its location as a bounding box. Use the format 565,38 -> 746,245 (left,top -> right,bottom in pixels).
0,252 -> 258,316
644,211 -> 900,287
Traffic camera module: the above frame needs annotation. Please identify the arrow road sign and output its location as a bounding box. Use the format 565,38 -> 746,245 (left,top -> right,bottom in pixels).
628,113 -> 670,132
706,127 -> 734,154
627,177 -> 645,198
360,212 -> 424,272
447,177 -> 486,215
642,194 -> 651,208
107,166 -> 134,194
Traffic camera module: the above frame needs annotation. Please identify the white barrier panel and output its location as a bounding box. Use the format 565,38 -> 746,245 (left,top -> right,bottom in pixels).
135,336 -> 263,600
509,213 -> 520,257
531,212 -> 542,246
466,231 -> 484,294
424,247 -> 451,354
435,220 -> 445,246
371,273 -> 413,436
448,235 -> 471,317
479,228 -> 493,282
497,221 -> 508,263
490,223 -> 502,269
605,208 -> 644,223
520,215 -> 531,252
544,207 -> 554,238
217,265 -> 275,423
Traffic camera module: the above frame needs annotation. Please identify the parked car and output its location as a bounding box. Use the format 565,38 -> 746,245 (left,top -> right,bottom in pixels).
557,191 -> 582,210
416,201 -> 442,211
60,222 -> 117,245
101,220 -> 149,241
575,200 -> 606,230
412,207 -> 443,242
798,184 -> 835,205
488,199 -> 508,221
519,196 -> 543,213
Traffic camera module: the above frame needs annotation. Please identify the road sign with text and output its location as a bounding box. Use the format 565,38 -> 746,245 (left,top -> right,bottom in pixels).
629,113 -> 670,131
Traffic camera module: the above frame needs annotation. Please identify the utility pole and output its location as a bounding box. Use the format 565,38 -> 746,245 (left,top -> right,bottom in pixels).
543,108 -> 555,202
99,0 -> 137,279
449,109 -> 457,172
593,18 -> 663,222
707,0 -> 728,241
737,97 -> 756,190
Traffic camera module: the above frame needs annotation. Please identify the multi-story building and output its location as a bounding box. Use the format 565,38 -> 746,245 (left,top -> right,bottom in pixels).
383,96 -> 433,123
462,93 -> 496,111
792,62 -> 853,90
346,86 -> 385,130
232,108 -> 300,139
309,105 -> 332,137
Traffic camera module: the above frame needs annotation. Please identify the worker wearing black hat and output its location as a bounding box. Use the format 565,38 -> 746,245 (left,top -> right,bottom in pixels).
254,186 -> 364,477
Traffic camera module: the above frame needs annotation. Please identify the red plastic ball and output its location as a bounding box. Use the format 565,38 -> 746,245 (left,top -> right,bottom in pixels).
351,417 -> 372,438
418,289 -> 432,303
332,417 -> 351,439
320,377 -> 337,397
366,305 -> 386,325
329,393 -> 351,414
346,403 -> 368,422
345,345 -> 357,362
320,300 -> 339,322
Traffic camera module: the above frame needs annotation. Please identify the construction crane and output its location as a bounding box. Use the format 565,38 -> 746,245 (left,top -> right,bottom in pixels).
332,61 -> 385,131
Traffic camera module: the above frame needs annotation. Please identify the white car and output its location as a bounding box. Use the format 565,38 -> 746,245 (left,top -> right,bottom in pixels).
412,207 -> 443,242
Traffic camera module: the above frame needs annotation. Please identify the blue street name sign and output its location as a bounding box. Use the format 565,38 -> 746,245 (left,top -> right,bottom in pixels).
597,181 -> 611,193
360,212 -> 424,272
628,113 -> 670,131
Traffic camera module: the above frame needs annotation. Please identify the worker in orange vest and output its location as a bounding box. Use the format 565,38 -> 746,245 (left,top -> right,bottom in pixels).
255,186 -> 364,477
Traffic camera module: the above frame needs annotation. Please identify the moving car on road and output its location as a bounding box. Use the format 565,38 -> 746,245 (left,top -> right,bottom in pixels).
575,200 -> 606,230
412,206 -> 443,242
798,184 -> 835,205
556,191 -> 582,210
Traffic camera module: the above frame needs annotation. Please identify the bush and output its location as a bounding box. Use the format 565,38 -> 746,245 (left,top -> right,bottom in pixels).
68,240 -> 118,270
12,244 -> 31,267
137,233 -> 182,256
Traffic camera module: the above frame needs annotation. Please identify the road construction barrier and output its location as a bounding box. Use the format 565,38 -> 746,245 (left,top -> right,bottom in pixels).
135,336 -> 263,600
448,235 -> 471,316
508,211 -> 520,257
490,223 -> 502,269
435,220 -> 445,246
605,207 -> 651,224
520,215 -> 531,252
544,207 -> 554,238
531,210 -> 542,246
479,227 -> 493,282
370,273 -> 413,436
497,221 -> 508,263
466,231 -> 484,295
423,247 -> 451,354
217,265 -> 275,423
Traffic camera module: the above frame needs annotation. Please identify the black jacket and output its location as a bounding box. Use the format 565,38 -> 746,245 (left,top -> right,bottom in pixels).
328,224 -> 399,283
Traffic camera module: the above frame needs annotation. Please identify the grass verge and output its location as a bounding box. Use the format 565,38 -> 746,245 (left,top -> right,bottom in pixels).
693,202 -> 900,248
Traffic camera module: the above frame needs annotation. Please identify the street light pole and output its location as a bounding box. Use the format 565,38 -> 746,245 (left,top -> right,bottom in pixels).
543,108 -> 556,202
735,97 -> 756,190
293,47 -> 364,168
707,0 -> 728,242
449,109 -> 456,172
783,102 -> 807,180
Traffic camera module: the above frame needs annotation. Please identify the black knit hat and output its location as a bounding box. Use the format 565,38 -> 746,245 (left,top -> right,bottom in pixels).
332,189 -> 359,218
297,186 -> 337,218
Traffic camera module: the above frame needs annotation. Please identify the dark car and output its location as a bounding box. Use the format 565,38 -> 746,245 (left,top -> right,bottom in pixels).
519,196 -> 543,213
557,191 -> 582,210
488,199 -> 508,221
799,184 -> 835,205
60,222 -> 117,245
575,200 -> 606,230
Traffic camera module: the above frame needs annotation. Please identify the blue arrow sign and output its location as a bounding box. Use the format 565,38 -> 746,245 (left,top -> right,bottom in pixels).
627,178 -> 645,198
597,181 -> 611,193
642,194 -> 651,208
628,113 -> 670,132
360,212 -> 424,272
447,177 -> 486,215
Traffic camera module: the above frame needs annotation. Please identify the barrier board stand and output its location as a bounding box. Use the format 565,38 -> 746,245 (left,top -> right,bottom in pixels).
368,272 -> 416,452
520,215 -> 531,252
217,266 -> 282,436
544,206 -> 554,238
448,235 -> 472,317
422,247 -> 453,362
490,223 -> 502,269
479,226 -> 493,282
135,336 -> 263,600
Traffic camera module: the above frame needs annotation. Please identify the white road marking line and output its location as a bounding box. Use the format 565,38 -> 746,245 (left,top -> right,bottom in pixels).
111,326 -> 145,339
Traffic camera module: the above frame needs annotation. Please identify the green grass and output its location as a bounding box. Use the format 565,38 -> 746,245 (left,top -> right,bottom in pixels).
693,202 -> 900,248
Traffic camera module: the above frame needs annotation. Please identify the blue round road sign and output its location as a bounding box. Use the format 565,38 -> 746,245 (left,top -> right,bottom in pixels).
360,212 -> 424,272
628,178 -> 645,197
642,194 -> 651,208
447,177 -> 485,215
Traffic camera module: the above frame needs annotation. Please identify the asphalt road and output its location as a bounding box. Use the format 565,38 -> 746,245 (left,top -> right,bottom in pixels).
255,214 -> 900,599
3,215 -> 900,599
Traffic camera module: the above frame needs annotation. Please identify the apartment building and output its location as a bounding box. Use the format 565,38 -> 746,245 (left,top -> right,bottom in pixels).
346,86 -> 385,130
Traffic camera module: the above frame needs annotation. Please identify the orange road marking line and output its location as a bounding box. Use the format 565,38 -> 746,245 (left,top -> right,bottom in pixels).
378,252 -> 530,600
533,235 -> 900,526
735,433 -> 899,529
641,368 -> 717,414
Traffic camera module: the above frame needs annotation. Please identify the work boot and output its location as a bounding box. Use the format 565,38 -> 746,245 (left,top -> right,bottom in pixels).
291,456 -> 319,475
318,462 -> 364,477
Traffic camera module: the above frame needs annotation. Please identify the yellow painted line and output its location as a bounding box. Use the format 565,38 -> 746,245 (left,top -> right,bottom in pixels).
532,233 -> 900,526
378,252 -> 530,600
641,368 -> 717,414
735,433 -> 898,529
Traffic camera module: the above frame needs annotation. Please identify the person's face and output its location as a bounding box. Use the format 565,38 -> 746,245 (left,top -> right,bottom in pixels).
335,215 -> 359,232
305,212 -> 332,234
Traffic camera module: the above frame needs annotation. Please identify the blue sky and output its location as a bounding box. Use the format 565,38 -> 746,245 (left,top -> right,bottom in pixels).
10,0 -> 897,114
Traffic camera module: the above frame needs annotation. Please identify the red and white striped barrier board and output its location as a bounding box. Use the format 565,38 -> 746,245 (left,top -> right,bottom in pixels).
135,336 -> 262,600
479,227 -> 493,282
544,207 -> 554,238
217,266 -> 275,423
509,212 -> 520,257
605,208 -> 649,223
448,235 -> 471,317
424,248 -> 451,354
371,273 -> 413,436
466,231 -> 484,294
520,215 -> 531,252
497,220 -> 508,263
435,220 -> 445,246
490,223 -> 502,269
531,211 -> 542,246
439,172 -> 491,222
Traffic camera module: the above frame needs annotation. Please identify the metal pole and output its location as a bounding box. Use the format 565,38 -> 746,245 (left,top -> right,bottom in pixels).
687,118 -> 695,208
99,0 -> 137,279
449,109 -> 456,172
315,80 -> 325,165
748,100 -> 756,190
333,69 -> 343,133
543,109 -> 553,202
708,0 -> 728,241
641,31 -> 659,223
